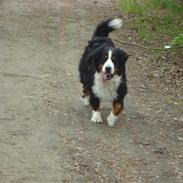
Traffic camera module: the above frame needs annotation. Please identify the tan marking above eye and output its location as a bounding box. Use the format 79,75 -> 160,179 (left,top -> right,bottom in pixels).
112,56 -> 116,60
102,55 -> 107,60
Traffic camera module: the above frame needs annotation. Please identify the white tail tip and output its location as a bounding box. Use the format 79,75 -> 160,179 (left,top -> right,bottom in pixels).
108,18 -> 122,29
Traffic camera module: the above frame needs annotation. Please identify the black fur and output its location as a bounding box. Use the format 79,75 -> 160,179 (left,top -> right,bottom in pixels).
79,19 -> 128,112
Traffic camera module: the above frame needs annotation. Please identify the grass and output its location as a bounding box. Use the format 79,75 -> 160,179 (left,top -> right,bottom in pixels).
120,0 -> 183,47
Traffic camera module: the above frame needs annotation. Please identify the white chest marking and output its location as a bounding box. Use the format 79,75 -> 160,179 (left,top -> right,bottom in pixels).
92,73 -> 121,101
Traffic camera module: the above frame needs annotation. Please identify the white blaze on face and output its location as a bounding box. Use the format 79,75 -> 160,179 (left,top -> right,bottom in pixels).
102,50 -> 114,74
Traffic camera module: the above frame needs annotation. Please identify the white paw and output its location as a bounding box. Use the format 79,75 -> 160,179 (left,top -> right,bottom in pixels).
122,110 -> 126,115
107,112 -> 118,127
91,111 -> 103,123
83,96 -> 90,106
81,96 -> 90,106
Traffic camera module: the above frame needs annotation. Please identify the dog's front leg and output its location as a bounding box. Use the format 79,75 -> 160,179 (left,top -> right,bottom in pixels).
90,94 -> 103,123
82,86 -> 91,106
107,100 -> 123,127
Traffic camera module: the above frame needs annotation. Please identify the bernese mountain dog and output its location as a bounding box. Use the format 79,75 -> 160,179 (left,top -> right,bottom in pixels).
79,18 -> 128,126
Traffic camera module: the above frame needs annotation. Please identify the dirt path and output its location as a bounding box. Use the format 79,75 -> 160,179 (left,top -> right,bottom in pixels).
0,0 -> 183,182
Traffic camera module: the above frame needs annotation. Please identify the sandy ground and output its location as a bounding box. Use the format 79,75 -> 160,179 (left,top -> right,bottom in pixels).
0,0 -> 183,182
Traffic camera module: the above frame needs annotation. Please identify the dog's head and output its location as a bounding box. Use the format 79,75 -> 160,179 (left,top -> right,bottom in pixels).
90,46 -> 128,81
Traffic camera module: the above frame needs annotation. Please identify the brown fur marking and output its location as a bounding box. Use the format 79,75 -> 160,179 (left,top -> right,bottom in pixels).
82,86 -> 91,97
113,102 -> 122,116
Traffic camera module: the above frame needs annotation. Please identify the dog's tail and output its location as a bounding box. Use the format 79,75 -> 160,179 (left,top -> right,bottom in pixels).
93,18 -> 122,37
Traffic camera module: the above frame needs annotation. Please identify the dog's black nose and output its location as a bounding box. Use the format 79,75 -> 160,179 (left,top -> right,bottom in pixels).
105,66 -> 111,73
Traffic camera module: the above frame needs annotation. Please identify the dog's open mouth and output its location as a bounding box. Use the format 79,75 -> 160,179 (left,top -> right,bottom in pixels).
102,73 -> 113,81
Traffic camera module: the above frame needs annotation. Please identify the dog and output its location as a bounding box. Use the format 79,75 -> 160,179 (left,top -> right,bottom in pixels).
79,18 -> 128,126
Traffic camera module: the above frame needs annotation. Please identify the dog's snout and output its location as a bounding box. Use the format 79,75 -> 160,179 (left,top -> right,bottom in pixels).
105,66 -> 111,73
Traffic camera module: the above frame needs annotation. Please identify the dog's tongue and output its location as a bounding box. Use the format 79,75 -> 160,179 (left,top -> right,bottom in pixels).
103,73 -> 109,82
103,73 -> 107,81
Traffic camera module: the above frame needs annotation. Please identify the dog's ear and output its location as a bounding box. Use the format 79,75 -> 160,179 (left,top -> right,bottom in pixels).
88,46 -> 104,61
115,48 -> 128,64
87,46 -> 104,69
114,48 -> 128,77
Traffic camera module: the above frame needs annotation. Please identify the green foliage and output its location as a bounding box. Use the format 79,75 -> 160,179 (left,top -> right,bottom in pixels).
120,0 -> 145,15
152,0 -> 183,14
171,34 -> 183,46
120,0 -> 183,47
